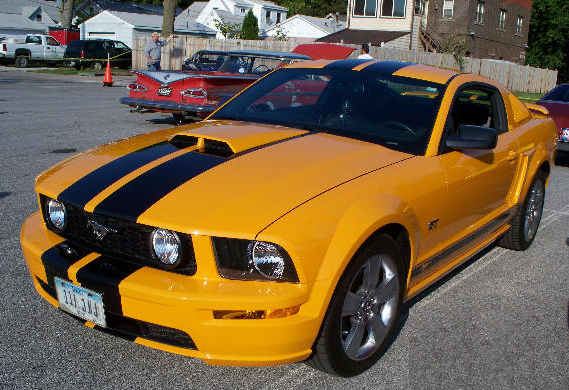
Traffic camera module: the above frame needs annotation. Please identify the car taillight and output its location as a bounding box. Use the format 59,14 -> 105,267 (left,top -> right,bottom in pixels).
127,82 -> 147,91
181,88 -> 207,99
80,51 -> 84,58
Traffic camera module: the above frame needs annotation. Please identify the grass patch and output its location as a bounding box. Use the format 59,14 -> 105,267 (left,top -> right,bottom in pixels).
32,68 -> 78,75
514,91 -> 544,103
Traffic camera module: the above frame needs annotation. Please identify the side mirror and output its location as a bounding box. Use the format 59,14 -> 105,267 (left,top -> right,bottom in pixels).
446,125 -> 498,150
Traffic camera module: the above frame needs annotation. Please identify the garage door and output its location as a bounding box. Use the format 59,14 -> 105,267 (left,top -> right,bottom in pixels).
88,32 -> 116,40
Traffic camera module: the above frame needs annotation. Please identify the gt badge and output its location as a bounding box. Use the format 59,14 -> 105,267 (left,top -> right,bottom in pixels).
87,220 -> 117,240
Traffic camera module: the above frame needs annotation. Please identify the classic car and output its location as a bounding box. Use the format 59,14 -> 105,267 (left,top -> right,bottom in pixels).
119,49 -> 311,123
21,60 -> 556,377
537,84 -> 569,153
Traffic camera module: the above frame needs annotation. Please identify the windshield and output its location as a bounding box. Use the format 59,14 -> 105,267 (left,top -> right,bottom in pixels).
212,68 -> 445,155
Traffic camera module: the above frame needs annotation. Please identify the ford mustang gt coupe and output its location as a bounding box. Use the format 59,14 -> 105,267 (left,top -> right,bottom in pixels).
21,59 -> 557,377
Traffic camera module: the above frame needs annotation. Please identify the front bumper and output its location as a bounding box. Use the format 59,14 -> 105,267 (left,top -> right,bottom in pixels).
21,211 -> 321,366
119,97 -> 216,117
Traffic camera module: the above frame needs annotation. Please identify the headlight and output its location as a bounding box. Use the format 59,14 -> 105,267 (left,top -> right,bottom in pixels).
47,198 -> 66,231
213,238 -> 299,283
151,228 -> 181,266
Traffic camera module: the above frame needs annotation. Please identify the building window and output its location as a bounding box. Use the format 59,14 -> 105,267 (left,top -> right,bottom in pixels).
516,16 -> 523,35
36,12 -> 42,22
240,8 -> 245,14
475,1 -> 484,24
266,11 -> 271,20
499,9 -> 506,30
276,13 -> 281,23
442,0 -> 453,19
354,0 -> 377,16
381,0 -> 406,17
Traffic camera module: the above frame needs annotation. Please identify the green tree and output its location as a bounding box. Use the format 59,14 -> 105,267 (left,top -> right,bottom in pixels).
214,17 -> 240,39
526,0 -> 569,80
241,10 -> 259,40
273,0 -> 347,18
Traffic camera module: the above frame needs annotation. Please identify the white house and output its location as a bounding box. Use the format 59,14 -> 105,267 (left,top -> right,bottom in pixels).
265,14 -> 346,41
0,0 -> 60,41
193,0 -> 288,39
80,10 -> 215,49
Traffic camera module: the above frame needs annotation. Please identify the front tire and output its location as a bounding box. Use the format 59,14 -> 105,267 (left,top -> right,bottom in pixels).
308,234 -> 405,376
499,171 -> 546,251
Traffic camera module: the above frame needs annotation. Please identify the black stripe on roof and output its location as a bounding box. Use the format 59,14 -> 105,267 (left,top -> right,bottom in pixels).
323,59 -> 374,71
359,61 -> 414,75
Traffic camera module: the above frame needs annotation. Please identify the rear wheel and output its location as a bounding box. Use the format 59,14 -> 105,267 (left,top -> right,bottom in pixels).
15,56 -> 29,68
308,234 -> 405,377
172,113 -> 184,125
499,171 -> 546,250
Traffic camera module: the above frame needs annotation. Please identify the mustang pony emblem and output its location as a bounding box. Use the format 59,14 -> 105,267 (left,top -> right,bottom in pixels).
86,220 -> 117,240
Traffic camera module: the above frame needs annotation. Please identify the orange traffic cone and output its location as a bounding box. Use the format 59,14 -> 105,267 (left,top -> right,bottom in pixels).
102,54 -> 113,87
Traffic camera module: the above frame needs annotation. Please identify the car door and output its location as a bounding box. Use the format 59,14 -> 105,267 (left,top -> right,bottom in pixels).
437,84 -> 520,247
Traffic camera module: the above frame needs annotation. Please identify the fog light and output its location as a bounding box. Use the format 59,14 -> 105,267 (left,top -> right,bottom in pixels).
213,305 -> 300,319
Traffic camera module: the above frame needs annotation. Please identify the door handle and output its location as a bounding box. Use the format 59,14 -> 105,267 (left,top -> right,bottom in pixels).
507,151 -> 519,161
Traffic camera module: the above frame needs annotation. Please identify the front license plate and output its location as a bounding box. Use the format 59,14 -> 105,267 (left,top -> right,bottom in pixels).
55,277 -> 106,327
157,86 -> 172,96
561,128 -> 569,142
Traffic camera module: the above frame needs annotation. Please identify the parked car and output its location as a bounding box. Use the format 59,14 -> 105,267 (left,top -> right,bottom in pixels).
64,39 -> 131,71
0,34 -> 65,67
120,49 -> 310,123
21,60 -> 556,377
537,84 -> 569,153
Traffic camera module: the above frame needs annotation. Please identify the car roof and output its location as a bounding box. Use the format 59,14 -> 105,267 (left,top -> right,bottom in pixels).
194,49 -> 310,60
286,59 -> 460,84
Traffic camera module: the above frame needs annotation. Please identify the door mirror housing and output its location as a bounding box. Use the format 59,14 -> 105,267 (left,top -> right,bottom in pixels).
446,125 -> 498,150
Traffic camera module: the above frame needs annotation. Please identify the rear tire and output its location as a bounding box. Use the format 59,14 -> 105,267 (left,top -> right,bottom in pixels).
92,62 -> 103,72
498,171 -> 546,251
308,234 -> 405,377
15,56 -> 29,68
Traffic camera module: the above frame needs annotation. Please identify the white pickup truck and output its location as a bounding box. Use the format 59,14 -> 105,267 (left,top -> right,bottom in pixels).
0,34 -> 66,67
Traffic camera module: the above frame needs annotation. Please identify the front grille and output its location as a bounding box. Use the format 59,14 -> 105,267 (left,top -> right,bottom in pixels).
40,195 -> 196,275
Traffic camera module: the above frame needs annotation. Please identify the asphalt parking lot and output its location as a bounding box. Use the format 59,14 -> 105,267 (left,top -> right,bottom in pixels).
0,67 -> 568,389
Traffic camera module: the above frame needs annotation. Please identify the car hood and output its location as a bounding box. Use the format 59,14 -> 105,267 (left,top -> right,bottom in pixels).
36,120 -> 412,237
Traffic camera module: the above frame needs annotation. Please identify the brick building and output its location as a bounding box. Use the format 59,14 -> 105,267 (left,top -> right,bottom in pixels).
418,0 -> 532,64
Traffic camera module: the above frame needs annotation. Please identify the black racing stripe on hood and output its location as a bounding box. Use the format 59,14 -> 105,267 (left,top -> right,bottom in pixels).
359,61 -> 413,76
58,142 -> 179,209
323,59 -> 374,70
75,256 -> 144,316
93,151 -> 225,222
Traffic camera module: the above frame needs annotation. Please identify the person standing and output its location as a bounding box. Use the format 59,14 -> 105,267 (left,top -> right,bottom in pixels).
145,32 -> 173,71
357,44 -> 373,59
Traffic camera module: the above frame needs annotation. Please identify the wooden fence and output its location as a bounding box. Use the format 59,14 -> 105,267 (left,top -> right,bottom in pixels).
132,36 -> 558,94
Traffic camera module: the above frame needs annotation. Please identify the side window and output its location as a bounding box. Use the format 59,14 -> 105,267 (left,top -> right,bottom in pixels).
446,86 -> 507,137
85,42 -> 97,51
46,37 -> 59,46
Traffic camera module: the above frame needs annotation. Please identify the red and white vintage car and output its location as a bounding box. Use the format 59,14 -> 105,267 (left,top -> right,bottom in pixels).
119,44 -> 355,123
120,50 -> 311,123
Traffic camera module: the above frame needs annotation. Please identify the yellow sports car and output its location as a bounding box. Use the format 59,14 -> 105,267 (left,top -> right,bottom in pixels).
21,59 -> 557,377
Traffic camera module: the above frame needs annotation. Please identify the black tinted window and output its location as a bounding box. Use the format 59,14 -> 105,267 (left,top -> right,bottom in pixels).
212,68 -> 444,155
66,40 -> 84,50
541,85 -> 569,103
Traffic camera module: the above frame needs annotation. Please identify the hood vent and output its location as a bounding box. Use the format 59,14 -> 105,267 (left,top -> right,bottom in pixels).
169,134 -> 234,157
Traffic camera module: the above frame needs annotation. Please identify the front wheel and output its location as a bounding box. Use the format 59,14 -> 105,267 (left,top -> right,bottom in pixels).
15,56 -> 29,68
92,62 -> 103,72
499,171 -> 546,251
308,234 -> 405,376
